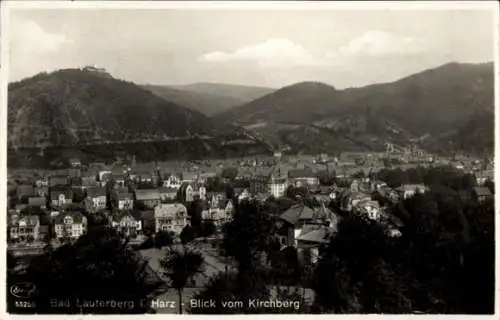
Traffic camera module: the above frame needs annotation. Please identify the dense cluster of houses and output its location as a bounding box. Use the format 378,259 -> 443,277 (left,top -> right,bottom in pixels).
7,153 -> 494,261
8,162 -> 226,249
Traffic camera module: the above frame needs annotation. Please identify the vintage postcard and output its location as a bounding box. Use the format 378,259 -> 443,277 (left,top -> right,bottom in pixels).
0,0 -> 498,317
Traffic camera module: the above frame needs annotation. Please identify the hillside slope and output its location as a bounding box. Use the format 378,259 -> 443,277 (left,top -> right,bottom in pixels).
7,69 -> 270,167
141,84 -> 244,116
217,62 -> 494,155
8,69 -> 230,148
170,82 -> 275,104
217,81 -> 343,124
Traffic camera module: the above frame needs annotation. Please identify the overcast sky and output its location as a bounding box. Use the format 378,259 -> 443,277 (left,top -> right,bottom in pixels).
8,8 -> 495,88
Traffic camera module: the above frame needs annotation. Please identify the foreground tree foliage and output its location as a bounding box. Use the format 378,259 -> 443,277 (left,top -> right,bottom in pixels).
314,182 -> 494,314
153,231 -> 174,248
180,225 -> 196,245
159,247 -> 204,314
21,226 -> 162,314
191,200 -> 278,313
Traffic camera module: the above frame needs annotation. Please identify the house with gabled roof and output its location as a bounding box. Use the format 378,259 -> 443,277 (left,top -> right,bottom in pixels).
475,170 -> 494,185
134,189 -> 161,209
268,175 -> 288,198
250,176 -> 269,195
288,168 -> 319,187
69,158 -> 82,168
109,210 -> 143,238
8,214 -> 41,243
396,184 -> 429,200
181,171 -> 198,183
472,186 -> 492,203
53,211 -> 87,241
340,191 -> 371,212
162,173 -> 182,189
28,196 -> 47,209
202,199 -> 234,228
16,185 -> 35,201
85,187 -> 107,211
35,176 -> 49,188
154,203 -> 188,234
50,189 -> 74,208
354,199 -> 382,220
35,186 -> 49,198
296,224 -> 334,264
111,190 -> 134,210
277,204 -> 316,247
158,187 -> 178,202
82,171 -> 99,188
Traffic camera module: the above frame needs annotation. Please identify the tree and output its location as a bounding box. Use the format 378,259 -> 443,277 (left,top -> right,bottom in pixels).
200,221 -> 217,238
313,169 -> 494,314
23,226 -> 161,313
313,216 -> 412,313
187,200 -> 204,230
154,231 -> 174,248
273,246 -> 302,287
180,225 -> 196,245
221,167 -> 238,181
317,170 -> 336,186
484,179 -> 494,194
159,247 -> 204,314
351,170 -> 365,179
218,200 -> 277,306
285,185 -> 309,200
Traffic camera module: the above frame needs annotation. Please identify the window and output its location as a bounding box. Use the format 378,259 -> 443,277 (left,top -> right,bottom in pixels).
64,216 -> 73,225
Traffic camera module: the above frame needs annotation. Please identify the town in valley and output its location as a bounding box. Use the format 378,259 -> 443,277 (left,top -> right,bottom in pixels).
4,3 -> 496,315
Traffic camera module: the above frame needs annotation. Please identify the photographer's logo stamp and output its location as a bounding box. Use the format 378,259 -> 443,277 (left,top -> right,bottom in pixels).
10,282 -> 37,299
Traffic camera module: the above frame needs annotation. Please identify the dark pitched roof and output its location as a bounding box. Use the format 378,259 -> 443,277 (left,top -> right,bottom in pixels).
297,225 -> 332,244
313,205 -> 337,221
280,204 -> 315,225
117,193 -> 134,200
87,187 -> 107,198
17,185 -> 35,196
317,186 -> 333,194
50,189 -> 73,200
181,172 -> 198,181
158,187 -> 178,193
70,177 -> 82,186
28,197 -> 46,206
111,210 -> 142,222
135,189 -> 160,200
17,215 -> 40,227
50,175 -> 69,186
113,187 -> 130,194
473,187 -> 492,197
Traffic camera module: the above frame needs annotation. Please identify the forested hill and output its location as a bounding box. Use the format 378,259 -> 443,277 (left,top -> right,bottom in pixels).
216,62 -> 494,155
8,69 -> 229,148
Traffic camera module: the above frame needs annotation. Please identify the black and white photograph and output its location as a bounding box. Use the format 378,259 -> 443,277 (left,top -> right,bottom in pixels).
1,0 -> 498,316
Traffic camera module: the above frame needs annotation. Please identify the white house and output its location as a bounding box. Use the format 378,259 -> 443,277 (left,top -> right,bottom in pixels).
163,174 -> 182,189
50,190 -> 73,208
396,184 -> 429,200
54,212 -> 87,240
154,203 -> 188,234
110,211 -> 143,238
355,199 -> 381,220
86,187 -> 107,211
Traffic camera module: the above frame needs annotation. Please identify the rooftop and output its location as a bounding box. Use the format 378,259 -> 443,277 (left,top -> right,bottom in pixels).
280,204 -> 315,225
